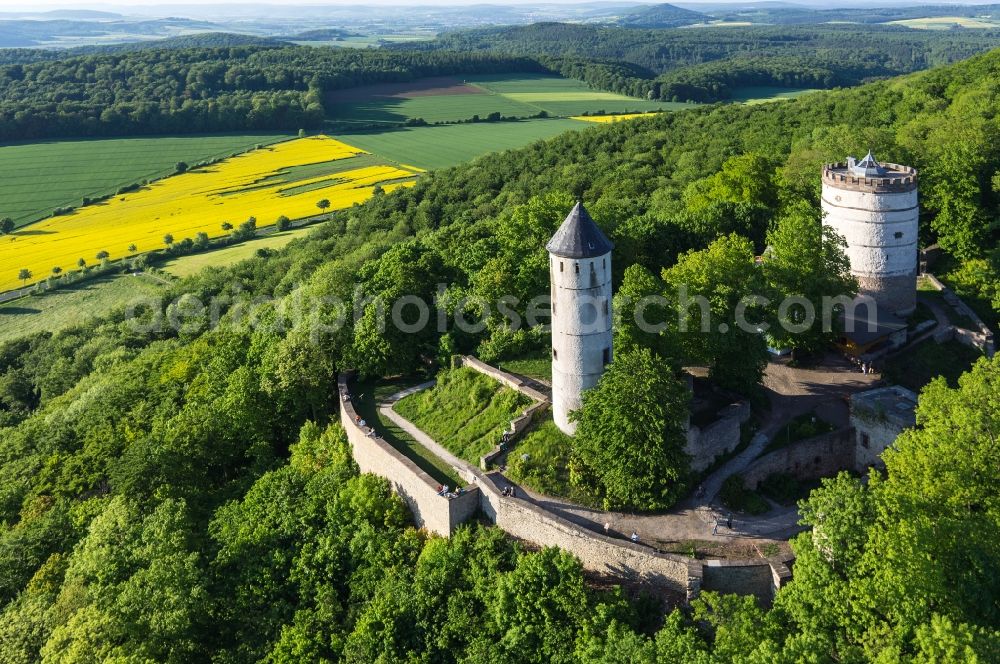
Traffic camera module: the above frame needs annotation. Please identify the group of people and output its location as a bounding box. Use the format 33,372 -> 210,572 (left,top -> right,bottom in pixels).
436,484 -> 465,500
351,413 -> 380,439
498,430 -> 512,451
602,522 -> 641,544
850,356 -> 878,375
711,513 -> 735,536
501,485 -> 517,498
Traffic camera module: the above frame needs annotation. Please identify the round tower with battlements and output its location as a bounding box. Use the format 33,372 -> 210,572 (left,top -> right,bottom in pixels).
821,151 -> 919,317
548,202 -> 614,435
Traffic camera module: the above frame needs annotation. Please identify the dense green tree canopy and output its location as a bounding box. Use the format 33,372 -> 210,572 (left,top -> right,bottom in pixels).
0,44 -> 998,663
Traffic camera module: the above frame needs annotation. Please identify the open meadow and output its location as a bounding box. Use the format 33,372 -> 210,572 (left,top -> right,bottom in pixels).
333,118 -> 587,170
0,134 -> 291,227
159,225 -> 317,278
325,73 -> 688,125
888,16 -> 1000,29
730,86 -> 821,104
0,136 -> 419,292
0,273 -> 165,344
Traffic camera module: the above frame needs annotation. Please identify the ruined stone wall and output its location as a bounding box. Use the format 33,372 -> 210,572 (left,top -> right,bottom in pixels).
338,375 -> 480,536
923,274 -> 995,356
686,401 -> 751,473
852,415 -> 903,472
740,428 -> 855,490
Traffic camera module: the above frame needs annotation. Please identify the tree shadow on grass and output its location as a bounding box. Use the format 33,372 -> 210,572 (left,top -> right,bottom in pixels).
0,306 -> 40,315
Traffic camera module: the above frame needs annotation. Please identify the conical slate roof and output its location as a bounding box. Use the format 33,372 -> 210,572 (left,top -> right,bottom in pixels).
546,202 -> 614,259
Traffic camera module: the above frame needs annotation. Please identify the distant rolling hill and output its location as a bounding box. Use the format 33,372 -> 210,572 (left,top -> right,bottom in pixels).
617,3 -> 708,28
93,33 -> 289,51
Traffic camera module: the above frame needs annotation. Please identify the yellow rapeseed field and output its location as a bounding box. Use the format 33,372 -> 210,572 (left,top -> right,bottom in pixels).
570,113 -> 660,123
0,136 -> 419,292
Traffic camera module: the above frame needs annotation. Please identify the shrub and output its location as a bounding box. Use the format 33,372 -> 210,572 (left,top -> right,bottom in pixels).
719,475 -> 770,515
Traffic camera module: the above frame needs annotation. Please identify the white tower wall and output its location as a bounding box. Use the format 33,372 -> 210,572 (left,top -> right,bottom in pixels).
821,162 -> 919,317
550,253 -> 613,435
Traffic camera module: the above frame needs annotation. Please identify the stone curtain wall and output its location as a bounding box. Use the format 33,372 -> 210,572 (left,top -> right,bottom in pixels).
339,372 -> 789,603
740,428 -> 855,490
458,355 -> 549,402
467,466 -> 701,598
686,401 -> 752,472
338,375 -> 480,536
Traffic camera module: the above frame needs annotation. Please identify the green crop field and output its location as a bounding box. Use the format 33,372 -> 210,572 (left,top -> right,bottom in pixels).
469,73 -> 690,116
334,119 -> 587,170
326,91 -> 539,126
0,273 -> 166,344
0,134 -> 292,228
160,225 -> 318,278
325,73 -> 688,126
730,86 -> 821,104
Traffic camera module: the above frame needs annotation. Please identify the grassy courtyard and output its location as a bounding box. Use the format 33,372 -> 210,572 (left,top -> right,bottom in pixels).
393,366 -> 531,463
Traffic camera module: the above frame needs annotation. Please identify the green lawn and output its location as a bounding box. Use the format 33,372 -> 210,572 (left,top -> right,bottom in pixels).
730,87 -> 821,104
884,339 -> 984,392
159,225 -> 319,278
333,119 -> 587,170
498,349 -> 551,382
0,133 -> 292,227
0,273 -> 165,344
505,415 -> 599,507
394,366 -> 531,463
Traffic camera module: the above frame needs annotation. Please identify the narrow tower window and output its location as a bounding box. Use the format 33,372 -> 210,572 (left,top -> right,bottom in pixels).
894,231 -> 903,239
553,348 -> 558,360
602,348 -> 610,366
575,263 -> 579,274
602,299 -> 608,316
560,261 -> 564,272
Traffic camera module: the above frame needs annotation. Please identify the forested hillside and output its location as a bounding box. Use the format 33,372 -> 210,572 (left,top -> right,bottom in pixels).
0,48 -> 998,661
418,23 -> 1000,101
0,46 -> 543,139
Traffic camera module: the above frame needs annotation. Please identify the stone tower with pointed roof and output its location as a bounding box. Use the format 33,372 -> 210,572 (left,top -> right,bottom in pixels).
821,152 -> 919,317
547,202 -> 614,435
